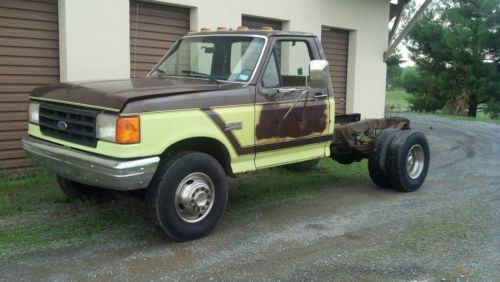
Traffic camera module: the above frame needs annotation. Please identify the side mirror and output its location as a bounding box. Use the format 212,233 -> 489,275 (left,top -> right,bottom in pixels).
309,60 -> 329,88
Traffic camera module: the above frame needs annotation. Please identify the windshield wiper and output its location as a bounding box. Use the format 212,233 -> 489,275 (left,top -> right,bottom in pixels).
181,70 -> 220,84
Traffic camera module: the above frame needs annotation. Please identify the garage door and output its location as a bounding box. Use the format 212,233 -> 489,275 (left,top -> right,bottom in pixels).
321,27 -> 349,114
0,0 -> 59,169
130,1 -> 190,77
242,16 -> 282,30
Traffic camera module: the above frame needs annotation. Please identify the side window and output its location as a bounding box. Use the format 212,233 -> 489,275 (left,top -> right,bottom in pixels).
261,40 -> 312,88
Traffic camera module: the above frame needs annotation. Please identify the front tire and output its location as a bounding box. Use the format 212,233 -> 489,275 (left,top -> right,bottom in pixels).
386,131 -> 430,192
147,152 -> 228,241
56,176 -> 114,200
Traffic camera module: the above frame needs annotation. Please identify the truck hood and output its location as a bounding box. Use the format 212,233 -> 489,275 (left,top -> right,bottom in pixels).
31,77 -> 245,111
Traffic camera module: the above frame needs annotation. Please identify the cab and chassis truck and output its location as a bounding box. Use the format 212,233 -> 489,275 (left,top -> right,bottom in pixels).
22,31 -> 430,241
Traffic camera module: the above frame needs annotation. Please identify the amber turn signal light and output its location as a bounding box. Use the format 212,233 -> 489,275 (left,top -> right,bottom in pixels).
116,116 -> 140,144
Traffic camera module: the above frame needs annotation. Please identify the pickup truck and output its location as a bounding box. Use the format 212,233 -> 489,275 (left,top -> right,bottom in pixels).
22,30 -> 429,241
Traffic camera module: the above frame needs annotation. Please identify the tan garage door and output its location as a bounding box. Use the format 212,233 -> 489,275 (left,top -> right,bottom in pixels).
321,27 -> 349,114
0,0 -> 59,169
242,16 -> 282,30
130,1 -> 190,77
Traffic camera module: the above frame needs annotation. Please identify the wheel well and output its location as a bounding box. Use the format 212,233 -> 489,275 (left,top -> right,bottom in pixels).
162,137 -> 233,176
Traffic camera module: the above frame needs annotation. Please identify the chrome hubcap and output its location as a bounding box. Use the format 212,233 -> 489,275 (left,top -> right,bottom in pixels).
406,144 -> 425,179
175,172 -> 215,223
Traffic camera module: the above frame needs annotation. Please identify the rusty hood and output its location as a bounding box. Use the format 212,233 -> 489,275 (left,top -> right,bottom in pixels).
30,77 -> 244,111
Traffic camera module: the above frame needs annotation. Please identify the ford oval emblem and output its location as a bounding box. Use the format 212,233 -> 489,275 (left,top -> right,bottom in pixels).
56,120 -> 68,130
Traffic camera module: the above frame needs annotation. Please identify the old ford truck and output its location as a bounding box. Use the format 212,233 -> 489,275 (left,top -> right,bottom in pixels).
22,30 -> 429,241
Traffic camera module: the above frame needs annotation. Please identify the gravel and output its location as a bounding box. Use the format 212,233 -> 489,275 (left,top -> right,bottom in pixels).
1,114 -> 499,281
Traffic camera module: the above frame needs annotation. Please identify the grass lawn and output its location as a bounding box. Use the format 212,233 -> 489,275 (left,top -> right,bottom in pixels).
386,89 -> 500,125
386,89 -> 411,110
0,160 -> 368,258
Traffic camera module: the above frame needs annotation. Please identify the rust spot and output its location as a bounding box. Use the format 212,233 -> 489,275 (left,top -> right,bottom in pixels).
331,117 -> 411,159
256,101 -> 328,140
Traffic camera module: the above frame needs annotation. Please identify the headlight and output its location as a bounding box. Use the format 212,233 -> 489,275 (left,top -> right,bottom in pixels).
96,114 -> 140,144
29,102 -> 40,124
96,113 -> 117,142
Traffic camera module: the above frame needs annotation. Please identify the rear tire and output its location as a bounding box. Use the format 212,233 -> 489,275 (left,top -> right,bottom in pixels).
56,176 -> 114,200
147,152 -> 228,241
368,129 -> 400,188
287,159 -> 320,172
386,131 -> 430,192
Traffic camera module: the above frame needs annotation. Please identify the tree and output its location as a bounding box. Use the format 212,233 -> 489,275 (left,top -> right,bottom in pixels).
404,0 -> 500,117
402,66 -> 448,112
386,52 -> 404,90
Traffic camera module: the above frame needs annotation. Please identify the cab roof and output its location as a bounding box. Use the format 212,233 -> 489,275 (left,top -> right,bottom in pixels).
185,30 -> 316,38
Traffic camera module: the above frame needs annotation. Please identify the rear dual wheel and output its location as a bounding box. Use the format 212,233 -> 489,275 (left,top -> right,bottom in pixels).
368,129 -> 400,188
369,130 -> 430,192
386,131 -> 430,192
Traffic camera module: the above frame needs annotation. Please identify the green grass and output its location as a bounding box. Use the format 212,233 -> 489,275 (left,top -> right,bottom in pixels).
385,89 -> 500,125
0,169 -> 65,217
0,160 -> 368,258
385,89 -> 411,111
0,202 -> 159,257
228,160 -> 368,216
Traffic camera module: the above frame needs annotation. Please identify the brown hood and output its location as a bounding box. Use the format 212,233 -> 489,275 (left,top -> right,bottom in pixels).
31,77 -> 245,111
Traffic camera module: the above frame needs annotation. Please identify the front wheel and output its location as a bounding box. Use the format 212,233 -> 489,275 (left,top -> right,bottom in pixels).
56,176 -> 114,200
386,131 -> 430,192
147,152 -> 228,241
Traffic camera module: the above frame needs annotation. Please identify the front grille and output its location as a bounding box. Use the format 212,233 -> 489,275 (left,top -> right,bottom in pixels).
39,103 -> 98,147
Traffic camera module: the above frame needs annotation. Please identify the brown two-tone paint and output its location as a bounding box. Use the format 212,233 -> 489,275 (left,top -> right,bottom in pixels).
255,98 -> 328,140
203,109 -> 331,156
123,84 -> 255,113
31,77 -> 246,112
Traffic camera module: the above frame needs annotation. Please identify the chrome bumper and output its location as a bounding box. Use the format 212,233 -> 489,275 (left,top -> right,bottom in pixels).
22,136 -> 160,191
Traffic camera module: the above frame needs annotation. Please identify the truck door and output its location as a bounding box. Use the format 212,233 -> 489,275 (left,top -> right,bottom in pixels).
254,37 -> 332,168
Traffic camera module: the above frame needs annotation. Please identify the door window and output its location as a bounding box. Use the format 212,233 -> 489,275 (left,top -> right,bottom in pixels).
261,40 -> 312,88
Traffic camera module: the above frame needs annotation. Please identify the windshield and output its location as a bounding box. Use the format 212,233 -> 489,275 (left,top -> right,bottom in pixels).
152,36 -> 266,83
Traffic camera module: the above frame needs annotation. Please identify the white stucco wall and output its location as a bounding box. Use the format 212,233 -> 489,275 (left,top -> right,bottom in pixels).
58,0 -> 389,118
58,0 -> 130,82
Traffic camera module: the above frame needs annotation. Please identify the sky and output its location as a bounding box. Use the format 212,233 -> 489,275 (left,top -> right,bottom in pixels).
391,0 -> 427,67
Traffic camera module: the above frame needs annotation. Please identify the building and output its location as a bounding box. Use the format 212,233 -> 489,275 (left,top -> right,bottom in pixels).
0,0 -> 394,169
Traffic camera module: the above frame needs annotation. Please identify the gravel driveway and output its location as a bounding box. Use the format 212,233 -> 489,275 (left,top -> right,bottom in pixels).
1,114 -> 499,281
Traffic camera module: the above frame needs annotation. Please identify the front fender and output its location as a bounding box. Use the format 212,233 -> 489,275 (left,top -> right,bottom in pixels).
139,109 -> 237,158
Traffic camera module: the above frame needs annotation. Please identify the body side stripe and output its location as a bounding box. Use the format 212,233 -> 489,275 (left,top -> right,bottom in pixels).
203,109 -> 332,156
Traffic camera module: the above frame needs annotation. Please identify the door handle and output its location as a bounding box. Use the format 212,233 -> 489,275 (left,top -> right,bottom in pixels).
313,93 -> 328,99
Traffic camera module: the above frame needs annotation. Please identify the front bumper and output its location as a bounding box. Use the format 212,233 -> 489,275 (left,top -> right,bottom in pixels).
22,136 -> 160,191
